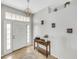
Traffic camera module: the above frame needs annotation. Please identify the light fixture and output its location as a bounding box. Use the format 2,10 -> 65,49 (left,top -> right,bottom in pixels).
25,0 -> 32,17
64,1 -> 70,8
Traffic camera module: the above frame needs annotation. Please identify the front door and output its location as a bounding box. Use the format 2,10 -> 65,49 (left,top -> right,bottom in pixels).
12,21 -> 27,51
4,20 -> 30,55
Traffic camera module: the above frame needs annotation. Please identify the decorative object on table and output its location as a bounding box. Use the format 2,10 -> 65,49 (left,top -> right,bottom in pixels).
35,37 -> 40,39
41,20 -> 44,25
67,28 -> 73,33
44,35 -> 48,38
64,1 -> 70,8
52,23 -> 55,28
43,31 -> 48,41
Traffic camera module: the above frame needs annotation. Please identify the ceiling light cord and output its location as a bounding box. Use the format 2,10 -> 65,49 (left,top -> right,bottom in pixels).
27,0 -> 29,8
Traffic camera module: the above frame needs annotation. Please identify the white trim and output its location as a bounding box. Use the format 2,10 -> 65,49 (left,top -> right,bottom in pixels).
51,53 -> 58,59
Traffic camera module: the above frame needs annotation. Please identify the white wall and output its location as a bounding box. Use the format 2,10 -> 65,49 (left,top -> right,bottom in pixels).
33,0 -> 77,59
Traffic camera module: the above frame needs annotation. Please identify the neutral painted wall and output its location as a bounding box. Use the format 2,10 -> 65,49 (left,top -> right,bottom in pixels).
1,4 -> 33,56
33,0 -> 77,59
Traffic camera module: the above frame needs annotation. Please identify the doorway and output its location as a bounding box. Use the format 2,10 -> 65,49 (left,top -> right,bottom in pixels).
3,20 -> 31,55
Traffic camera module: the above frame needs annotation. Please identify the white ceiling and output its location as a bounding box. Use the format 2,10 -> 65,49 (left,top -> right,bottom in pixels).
1,0 -> 71,13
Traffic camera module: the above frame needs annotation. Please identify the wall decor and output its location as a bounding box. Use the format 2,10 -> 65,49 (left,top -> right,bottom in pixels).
52,23 -> 55,28
67,28 -> 73,33
54,8 -> 58,12
41,20 -> 44,25
64,1 -> 70,8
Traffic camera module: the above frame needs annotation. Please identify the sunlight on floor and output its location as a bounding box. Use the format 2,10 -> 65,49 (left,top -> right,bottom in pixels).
6,56 -> 12,59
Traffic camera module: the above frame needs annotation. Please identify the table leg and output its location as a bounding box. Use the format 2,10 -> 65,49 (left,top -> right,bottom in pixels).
46,46 -> 48,58
49,43 -> 50,55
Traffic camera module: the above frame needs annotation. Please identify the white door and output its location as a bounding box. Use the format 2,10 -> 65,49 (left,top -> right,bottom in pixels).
12,21 -> 27,51
4,20 -> 13,55
4,20 -> 30,55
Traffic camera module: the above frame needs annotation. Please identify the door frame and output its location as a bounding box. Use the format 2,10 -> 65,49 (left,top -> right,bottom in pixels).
3,20 -> 13,55
3,20 -> 31,55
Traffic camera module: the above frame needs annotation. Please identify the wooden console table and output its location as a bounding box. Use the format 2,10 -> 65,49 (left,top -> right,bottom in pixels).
34,38 -> 50,58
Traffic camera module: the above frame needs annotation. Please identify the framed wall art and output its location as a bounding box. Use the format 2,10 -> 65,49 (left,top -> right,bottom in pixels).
52,23 -> 55,28
67,28 -> 73,33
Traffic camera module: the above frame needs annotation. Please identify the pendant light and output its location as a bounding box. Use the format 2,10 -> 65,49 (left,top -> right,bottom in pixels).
25,0 -> 32,17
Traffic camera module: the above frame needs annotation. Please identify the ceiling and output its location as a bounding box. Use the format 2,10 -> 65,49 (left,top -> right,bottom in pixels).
1,0 -> 71,13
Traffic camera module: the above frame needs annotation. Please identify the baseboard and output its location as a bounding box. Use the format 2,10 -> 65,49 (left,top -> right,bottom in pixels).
1,54 -> 5,57
51,53 -> 58,59
13,44 -> 33,52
